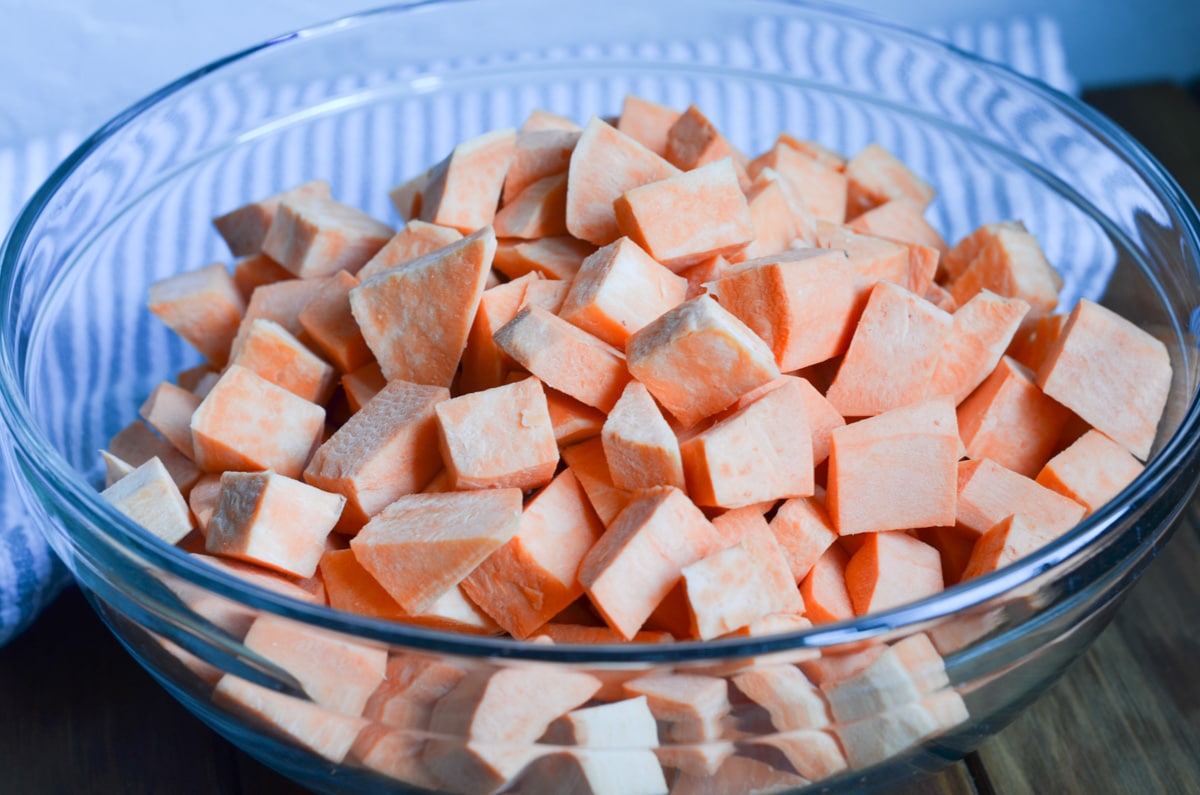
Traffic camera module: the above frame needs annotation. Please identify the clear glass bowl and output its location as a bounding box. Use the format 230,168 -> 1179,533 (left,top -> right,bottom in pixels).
3,2 -> 1200,793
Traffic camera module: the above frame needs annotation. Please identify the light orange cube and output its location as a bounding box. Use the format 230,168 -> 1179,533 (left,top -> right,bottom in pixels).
956,457 -> 1086,540
732,665 -> 830,732
492,172 -> 569,239
846,198 -> 947,253
844,142 -> 935,217
341,361 -> 386,414
1036,429 -> 1145,516
232,253 -> 294,301
814,222 -> 911,299
844,532 -> 944,615
616,95 -> 681,157
826,396 -> 959,535
205,470 -> 344,577
100,457 -> 194,544
460,469 -> 605,638
213,179 -> 330,258
560,437 -> 633,526
356,220 -> 464,281
148,262 -> 246,367
545,388 -> 606,446
960,513 -> 1047,579
228,276 -> 329,360
623,673 -> 730,744
749,142 -> 848,224
350,226 -> 496,387
664,104 -> 748,176
261,193 -> 393,278
229,318 -> 337,405
190,365 -> 325,479
419,128 -> 516,233
614,157 -> 755,269
602,380 -> 685,491
436,377 -> 558,491
501,128 -> 579,205
735,178 -> 803,261
626,296 -> 781,429
297,269 -> 373,373
108,420 -> 201,494
493,235 -> 595,281
1036,298 -> 1172,460
800,544 -> 855,625
304,379 -> 449,529
349,489 -> 523,614
931,289 -> 1031,404
138,381 -> 202,460
941,220 -> 1027,282
558,237 -> 688,350
947,226 -> 1061,314
770,496 -> 839,583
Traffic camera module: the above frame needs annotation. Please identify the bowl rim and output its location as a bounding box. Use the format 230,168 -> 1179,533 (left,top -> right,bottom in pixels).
3,0 -> 1200,663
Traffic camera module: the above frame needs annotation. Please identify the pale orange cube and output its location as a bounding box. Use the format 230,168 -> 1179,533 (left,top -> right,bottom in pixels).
304,379 -> 449,529
229,276 -> 329,360
419,128 -> 516,233
187,473 -> 222,534
826,396 -> 959,535
623,673 -> 730,744
501,128 -> 579,206
614,157 -> 755,269
956,457 -> 1086,540
213,180 -> 331,257
814,222 -> 911,299
626,295 -> 781,429
947,226 -> 1061,314
566,117 -> 680,246
388,169 -> 429,221
100,457 -> 194,544
363,654 -> 467,731
844,531 -> 944,616
492,172 -> 569,239
734,178 -> 803,262
494,234 -> 595,281
341,361 -> 386,414
670,755 -> 805,795
513,748 -> 668,795
825,281 -> 953,417
494,304 -> 631,412
1036,298 -> 1172,460
776,132 -> 848,171
616,95 -> 681,157
680,377 -> 814,508
350,489 -> 523,614
1036,429 -> 1145,516
356,220 -> 464,281
436,377 -> 558,491
148,262 -> 246,367
732,665 -> 830,732
558,237 -> 688,350
108,420 -> 201,494
520,109 -> 582,134
261,193 -> 393,278
664,104 -> 749,177
350,727 -> 440,791
1007,312 -> 1068,373
457,272 -> 539,394
229,318 -> 337,405
138,381 -> 202,460
602,380 -> 685,491
845,142 -> 935,217
578,486 -> 723,639
931,289 -> 1031,404
941,220 -> 1027,282
205,470 -> 345,578
957,356 -> 1073,478
960,514 -> 1047,579
350,226 -> 496,386
545,388 -> 606,446
715,247 -> 857,371
517,274 -> 573,313
232,253 -> 295,302
749,142 -> 848,224
723,376 -> 845,465
755,730 -> 848,783
461,469 -> 605,638
296,270 -> 373,373
846,198 -> 947,253
770,496 -> 839,583
190,365 -> 325,479
560,437 -> 633,525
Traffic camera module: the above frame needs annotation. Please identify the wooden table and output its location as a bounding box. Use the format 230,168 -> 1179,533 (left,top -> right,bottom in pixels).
2,83 -> 1199,795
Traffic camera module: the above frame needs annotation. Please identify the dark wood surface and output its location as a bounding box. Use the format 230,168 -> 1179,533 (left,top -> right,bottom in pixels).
2,83 -> 1199,795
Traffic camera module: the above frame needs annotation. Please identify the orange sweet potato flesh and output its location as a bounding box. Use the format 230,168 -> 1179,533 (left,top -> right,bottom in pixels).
148,262 -> 246,367
602,380 -> 685,491
844,531 -> 944,615
419,128 -> 517,233
1036,429 -> 1144,516
955,457 -> 1086,541
213,180 -> 331,258
617,95 -> 681,157
356,220 -> 464,282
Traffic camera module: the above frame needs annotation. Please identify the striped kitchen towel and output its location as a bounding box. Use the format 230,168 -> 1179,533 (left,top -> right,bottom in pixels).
0,13 -> 1077,646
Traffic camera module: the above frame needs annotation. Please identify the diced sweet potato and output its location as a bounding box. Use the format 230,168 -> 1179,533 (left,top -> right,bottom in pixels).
109,420 -> 202,494
514,749 -> 669,795
213,180 -> 331,258
960,513 -> 1046,579
623,673 -> 730,745
138,381 -> 201,460
733,664 -> 830,732
827,396 -> 959,535
956,457 -> 1086,540
546,388 -> 606,446
558,237 -> 688,350
749,142 -> 849,224
363,654 -> 468,730
232,253 -> 295,302
501,129 -> 580,206
1036,429 -> 1144,515
664,105 -> 749,179
844,532 -> 944,616
350,727 -> 440,791
461,469 -> 605,638
350,489 -> 523,614
521,109 -> 583,133
846,198 -> 947,253
229,318 -> 337,405
357,220 -> 465,281
670,755 -> 807,795
947,227 -> 1061,314
187,473 -> 222,534
941,220 -> 1027,282
614,158 -> 755,269
261,193 -> 393,278
100,457 -> 194,544
458,272 -> 540,394
560,437 -> 633,526
296,270 -> 373,373
1007,312 -> 1068,373
148,262 -> 245,367
1036,298 -> 1171,460
205,470 -> 345,578
350,226 -> 496,386
844,143 -> 935,218
834,691 -> 967,769
341,361 -> 386,414
494,235 -> 595,281
930,289 -> 1031,404
602,380 -> 685,491
419,128 -> 517,233
734,178 -> 803,261
814,222 -> 912,300
229,276 -> 330,360
770,496 -> 839,583
616,95 -> 681,157
493,172 -> 569,239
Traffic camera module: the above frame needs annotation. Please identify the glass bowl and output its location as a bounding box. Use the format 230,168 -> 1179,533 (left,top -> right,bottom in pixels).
3,1 -> 1200,793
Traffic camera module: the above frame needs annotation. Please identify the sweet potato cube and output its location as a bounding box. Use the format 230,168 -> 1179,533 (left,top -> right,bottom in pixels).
931,289 -> 1031,404
755,729 -> 848,782
418,128 -> 516,233
941,220 -> 1027,282
190,365 -> 325,479
735,178 -> 802,261
814,221 -> 912,299
776,132 -> 847,171
844,532 -> 943,616
961,513 -> 1047,579
626,296 -> 781,429
715,248 -> 857,371
664,104 -> 748,176
100,450 -> 136,488
363,654 -> 468,730
436,377 -> 558,491
846,198 -> 947,253
578,486 -> 723,639
1036,298 -> 1171,460
558,237 -> 688,350
213,675 -> 366,763
822,642 -> 926,723
726,376 -> 844,465
461,469 -> 605,638
493,172 -> 569,239
521,108 -> 582,133
350,489 -> 522,614
546,388 -> 606,446
770,496 -> 839,583
186,473 -> 221,534
548,695 -> 660,748
680,377 -> 814,508
602,380 -> 685,491
845,142 -> 935,218
356,220 -> 464,281
616,95 -> 680,157
732,665 -> 830,731
205,470 -> 345,578
350,727 -> 439,791
230,318 -> 337,405
956,457 -> 1086,540
350,226 -> 496,386
565,117 -> 680,246
138,381 -> 202,460
232,253 -> 295,303
614,158 -> 755,269
1036,429 -> 1145,516
295,270 -> 373,373
826,396 -> 959,535
560,437 -> 632,525
304,379 -> 448,529
749,142 -> 848,224
100,457 -> 194,544
623,673 -> 730,743
494,304 -> 631,412
835,691 -> 967,769
918,526 -> 978,586
502,128 -> 580,207
825,281 -> 954,417
494,235 -> 594,281
1007,312 -> 1068,373
229,276 -> 329,360
213,180 -> 331,258
261,193 -> 392,279
341,361 -> 386,414
148,262 -> 245,367
242,615 -> 387,715
958,356 -> 1073,478
947,227 -> 1061,314
108,420 -> 201,494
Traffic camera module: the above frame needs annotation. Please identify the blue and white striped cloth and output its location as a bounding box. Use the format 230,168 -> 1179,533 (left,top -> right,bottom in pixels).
0,14 -> 1077,646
